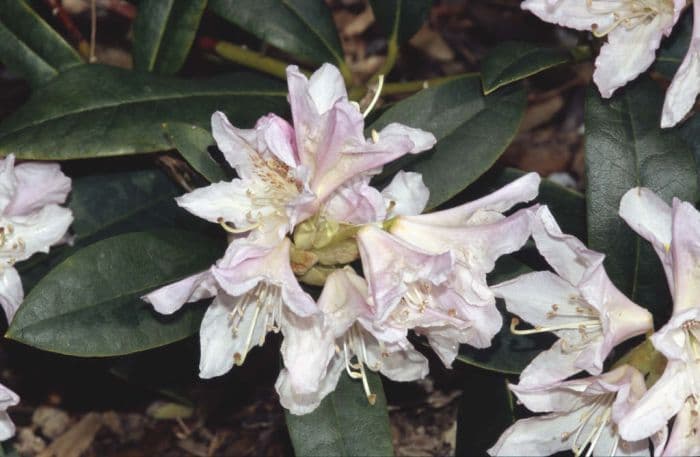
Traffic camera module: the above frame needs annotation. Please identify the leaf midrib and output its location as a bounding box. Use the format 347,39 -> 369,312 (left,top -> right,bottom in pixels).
0,89 -> 287,137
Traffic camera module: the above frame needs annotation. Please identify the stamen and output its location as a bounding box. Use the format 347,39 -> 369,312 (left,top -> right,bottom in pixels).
510,317 -> 601,335
362,74 -> 385,118
218,217 -> 261,234
233,302 -> 262,366
371,129 -> 380,143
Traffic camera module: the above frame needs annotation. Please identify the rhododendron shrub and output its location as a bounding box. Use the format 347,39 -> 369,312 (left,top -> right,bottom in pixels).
0,1 -> 698,455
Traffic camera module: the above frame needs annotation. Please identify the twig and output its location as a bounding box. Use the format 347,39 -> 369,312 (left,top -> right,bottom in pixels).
43,0 -> 90,59
89,0 -> 97,63
198,37 -> 306,80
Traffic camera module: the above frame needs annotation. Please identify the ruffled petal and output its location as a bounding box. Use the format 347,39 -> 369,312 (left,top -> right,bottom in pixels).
9,204 -> 73,262
4,162 -> 71,217
0,267 -> 23,323
381,171 -> 429,217
276,354 -> 344,415
142,270 -> 217,315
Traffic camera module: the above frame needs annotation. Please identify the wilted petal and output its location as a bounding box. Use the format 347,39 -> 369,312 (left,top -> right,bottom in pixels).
594,17 -> 668,98
381,171 -> 430,217
0,267 -> 23,323
4,162 -> 71,216
142,270 -> 217,315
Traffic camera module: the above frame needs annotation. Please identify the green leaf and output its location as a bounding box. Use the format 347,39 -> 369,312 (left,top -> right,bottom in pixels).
654,10 -> 691,80
163,122 -> 228,183
208,0 -> 345,69
8,230 -> 223,356
285,372 -> 393,457
456,367 -> 514,455
481,41 -> 570,94
457,257 -> 549,374
585,78 -> 698,317
133,0 -> 207,74
0,0 -> 82,86
369,0 -> 432,45
371,75 -> 526,209
0,64 -> 287,160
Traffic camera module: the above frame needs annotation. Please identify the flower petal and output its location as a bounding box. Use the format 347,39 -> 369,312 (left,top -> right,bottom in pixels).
318,267 -> 371,337
662,399 -> 700,457
307,63 -> 348,114
670,199 -> 700,312
381,171 -> 429,217
4,162 -> 71,217
0,155 -> 17,212
322,176 -> 386,224
210,111 -> 258,176
593,16 -> 669,98
175,179 -> 257,227
142,270 -> 217,315
276,354 -> 344,415
487,412 -> 581,456
0,267 -> 23,323
365,337 -> 429,382
517,339 -> 584,388
521,0 -> 616,31
619,187 -> 673,291
10,204 -> 73,262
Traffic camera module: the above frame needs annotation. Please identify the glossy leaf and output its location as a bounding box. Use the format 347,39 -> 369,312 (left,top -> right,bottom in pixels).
163,122 -> 228,183
208,0 -> 345,69
0,0 -> 82,86
8,230 -> 223,356
133,0 -> 207,74
369,0 -> 432,45
585,78 -> 698,318
0,64 -> 286,160
457,257 -> 549,374
285,372 -> 393,457
654,10 -> 691,80
371,75 -> 526,209
481,41 -> 570,94
456,367 -> 514,455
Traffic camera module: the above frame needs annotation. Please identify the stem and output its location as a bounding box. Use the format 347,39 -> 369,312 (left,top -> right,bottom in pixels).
349,74 -> 471,100
200,38 -> 306,81
44,0 -> 89,59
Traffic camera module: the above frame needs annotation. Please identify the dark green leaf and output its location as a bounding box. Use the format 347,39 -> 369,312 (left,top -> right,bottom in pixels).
163,122 -> 228,183
369,0 -> 432,45
133,0 -> 207,75
457,257 -> 549,374
0,65 -> 286,160
585,78 -> 698,318
8,230 -> 224,356
481,41 -> 570,94
285,372 -> 393,457
654,10 -> 691,80
371,75 -> 526,209
0,0 -> 82,86
208,0 -> 346,70
456,367 -> 514,455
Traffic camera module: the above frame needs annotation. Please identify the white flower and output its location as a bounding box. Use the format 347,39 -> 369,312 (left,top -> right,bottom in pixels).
493,206 -> 653,387
0,154 -> 73,321
522,0 -> 683,98
0,384 -> 18,441
489,365 -> 659,457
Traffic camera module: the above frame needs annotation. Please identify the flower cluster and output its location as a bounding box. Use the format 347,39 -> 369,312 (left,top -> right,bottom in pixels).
521,0 -> 700,128
143,63 -> 543,414
489,187 -> 700,456
0,155 -> 73,441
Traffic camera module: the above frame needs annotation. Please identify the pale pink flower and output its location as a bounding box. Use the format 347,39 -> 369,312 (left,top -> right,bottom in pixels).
178,64 -> 435,242
0,154 -> 73,321
276,267 -> 428,414
662,1 -> 700,127
489,365 -> 659,457
493,206 -> 653,388
143,237 -> 319,383
522,0 -> 684,99
617,188 -> 700,453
